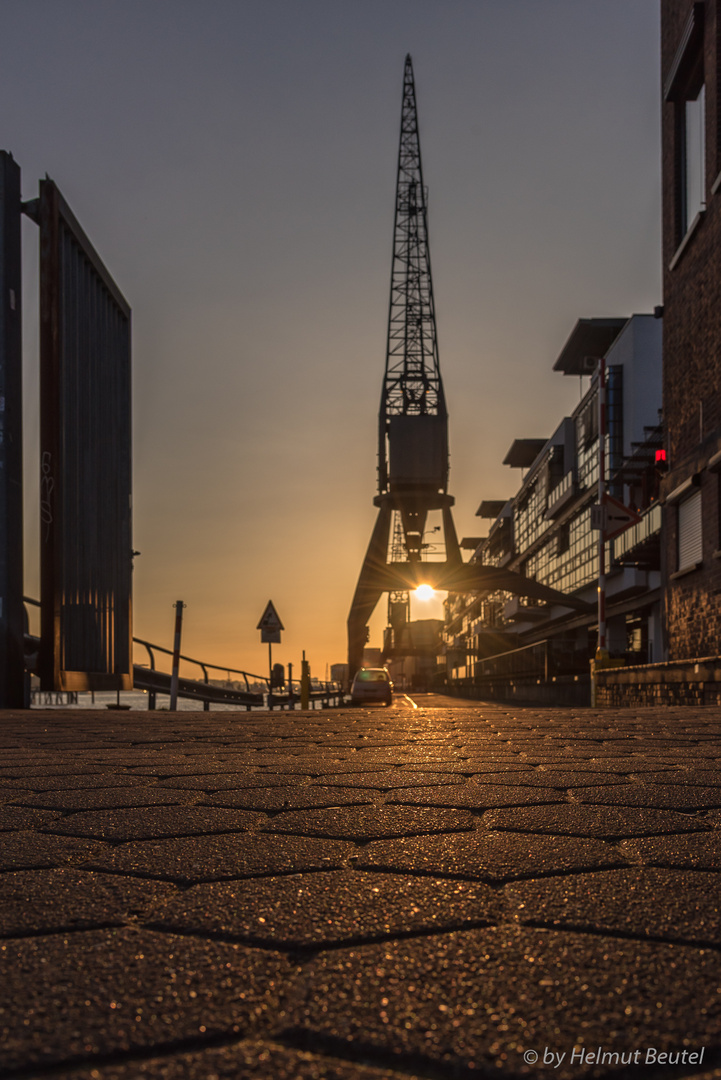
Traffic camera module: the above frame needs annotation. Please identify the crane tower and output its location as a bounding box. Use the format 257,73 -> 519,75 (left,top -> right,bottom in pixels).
346,56 -> 592,680
347,55 -> 461,678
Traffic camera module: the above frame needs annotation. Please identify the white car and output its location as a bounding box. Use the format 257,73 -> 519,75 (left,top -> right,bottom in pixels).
350,667 -> 393,706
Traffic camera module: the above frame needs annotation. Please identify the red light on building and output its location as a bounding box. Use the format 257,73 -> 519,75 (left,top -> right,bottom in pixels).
655,449 -> 667,463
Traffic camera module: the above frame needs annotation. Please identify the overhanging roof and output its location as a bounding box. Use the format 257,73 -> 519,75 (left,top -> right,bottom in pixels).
553,318 -> 627,376
476,500 -> 508,519
503,439 -> 547,469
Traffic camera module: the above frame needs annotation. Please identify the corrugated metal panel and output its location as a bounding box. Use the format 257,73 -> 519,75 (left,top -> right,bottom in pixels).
678,489 -> 702,569
39,180 -> 132,691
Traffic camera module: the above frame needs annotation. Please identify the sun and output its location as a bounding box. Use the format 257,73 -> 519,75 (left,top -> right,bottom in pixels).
414,584 -> 435,602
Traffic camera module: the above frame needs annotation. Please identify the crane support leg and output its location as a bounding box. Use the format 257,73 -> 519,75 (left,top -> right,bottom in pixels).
347,503 -> 392,679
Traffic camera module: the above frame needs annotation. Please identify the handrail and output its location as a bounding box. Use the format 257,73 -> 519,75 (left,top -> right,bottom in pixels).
23,596 -> 344,710
132,636 -> 267,690
476,638 -> 549,664
23,599 -> 268,688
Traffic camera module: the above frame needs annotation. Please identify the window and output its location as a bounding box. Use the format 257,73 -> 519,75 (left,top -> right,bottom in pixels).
678,489 -> 702,570
664,3 -> 706,243
682,82 -> 706,233
557,522 -> 570,557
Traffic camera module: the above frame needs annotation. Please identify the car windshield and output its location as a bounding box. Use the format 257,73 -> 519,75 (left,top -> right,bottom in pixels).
356,669 -> 388,682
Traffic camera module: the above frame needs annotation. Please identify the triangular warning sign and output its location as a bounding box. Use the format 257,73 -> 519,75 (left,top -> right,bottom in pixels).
256,600 -> 284,633
603,494 -> 641,541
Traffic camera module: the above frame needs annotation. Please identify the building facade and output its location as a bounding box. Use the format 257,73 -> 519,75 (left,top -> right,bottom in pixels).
442,315 -> 664,700
661,0 -> 721,660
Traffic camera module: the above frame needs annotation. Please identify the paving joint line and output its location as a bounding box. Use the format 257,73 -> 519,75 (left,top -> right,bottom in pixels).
1,1028 -> 269,1080
140,916 -> 505,956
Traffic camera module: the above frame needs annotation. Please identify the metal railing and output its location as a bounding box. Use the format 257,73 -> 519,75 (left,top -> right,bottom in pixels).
23,597 -> 344,711
449,637 -> 592,692
133,639 -> 343,711
612,502 -> 662,562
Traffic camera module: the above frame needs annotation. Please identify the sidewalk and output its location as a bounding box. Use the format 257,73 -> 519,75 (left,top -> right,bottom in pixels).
0,699 -> 720,1079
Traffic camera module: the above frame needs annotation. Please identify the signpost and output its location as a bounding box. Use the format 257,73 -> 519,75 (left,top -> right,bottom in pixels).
603,494 -> 641,540
257,600 -> 284,710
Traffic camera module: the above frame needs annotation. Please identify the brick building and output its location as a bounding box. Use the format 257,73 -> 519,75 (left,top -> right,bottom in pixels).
661,0 -> 721,658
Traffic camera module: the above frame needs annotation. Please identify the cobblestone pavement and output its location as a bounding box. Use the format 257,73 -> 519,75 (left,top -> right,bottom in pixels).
1,698 -> 721,1079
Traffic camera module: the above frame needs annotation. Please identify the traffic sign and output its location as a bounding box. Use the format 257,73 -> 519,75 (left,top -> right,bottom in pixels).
257,600 -> 284,644
603,494 -> 641,541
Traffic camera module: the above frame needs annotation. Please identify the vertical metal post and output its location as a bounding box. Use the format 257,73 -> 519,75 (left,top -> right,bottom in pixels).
300,651 -> 310,710
201,664 -> 210,712
287,661 -> 293,710
0,152 -> 25,707
267,641 -> 273,711
169,601 -> 184,711
597,357 -> 607,661
144,643 -> 156,710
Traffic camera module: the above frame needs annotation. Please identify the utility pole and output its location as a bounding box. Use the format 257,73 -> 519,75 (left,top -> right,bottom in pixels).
596,356 -> 608,663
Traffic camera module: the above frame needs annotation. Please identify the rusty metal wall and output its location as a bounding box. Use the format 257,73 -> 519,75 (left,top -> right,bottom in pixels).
39,179 -> 132,691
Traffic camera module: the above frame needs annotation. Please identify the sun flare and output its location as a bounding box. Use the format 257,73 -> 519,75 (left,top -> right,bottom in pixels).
414,584 -> 435,602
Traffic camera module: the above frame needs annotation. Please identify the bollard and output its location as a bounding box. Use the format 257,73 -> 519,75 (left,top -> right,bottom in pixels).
300,651 -> 310,710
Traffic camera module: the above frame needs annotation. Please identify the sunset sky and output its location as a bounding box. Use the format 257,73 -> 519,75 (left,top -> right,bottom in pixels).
3,0 -> 662,681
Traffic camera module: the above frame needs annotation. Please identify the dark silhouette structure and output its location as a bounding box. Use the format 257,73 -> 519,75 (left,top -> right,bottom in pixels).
347,57 -> 589,679
0,152 -> 24,707
38,179 -> 132,691
0,153 -> 133,705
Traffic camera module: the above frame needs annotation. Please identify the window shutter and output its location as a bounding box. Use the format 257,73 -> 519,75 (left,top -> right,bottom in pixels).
678,490 -> 702,568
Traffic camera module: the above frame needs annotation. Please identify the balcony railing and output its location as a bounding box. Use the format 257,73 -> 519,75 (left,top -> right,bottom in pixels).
613,503 -> 662,562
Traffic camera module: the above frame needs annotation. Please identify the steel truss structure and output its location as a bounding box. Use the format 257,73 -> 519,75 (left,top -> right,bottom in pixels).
347,57 -> 590,680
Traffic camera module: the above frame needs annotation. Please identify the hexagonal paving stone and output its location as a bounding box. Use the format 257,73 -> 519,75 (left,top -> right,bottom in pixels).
0,806 -> 62,831
284,927 -> 721,1079
151,869 -> 501,947
572,783 -> 721,810
483,804 -> 708,838
386,783 -> 565,810
355,830 -> 626,881
517,771 -> 631,787
202,786 -> 379,811
0,868 -> 178,936
261,806 -> 475,841
506,867 -> 721,945
0,830 -> 111,871
628,770 -> 721,786
43,806 -> 264,841
310,771 -> 464,789
15,787 -> 195,811
87,832 -> 355,883
155,773 -> 314,789
0,929 -> 292,1073
620,830 -> 721,869
56,1040 -> 404,1079
0,773 -> 148,791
